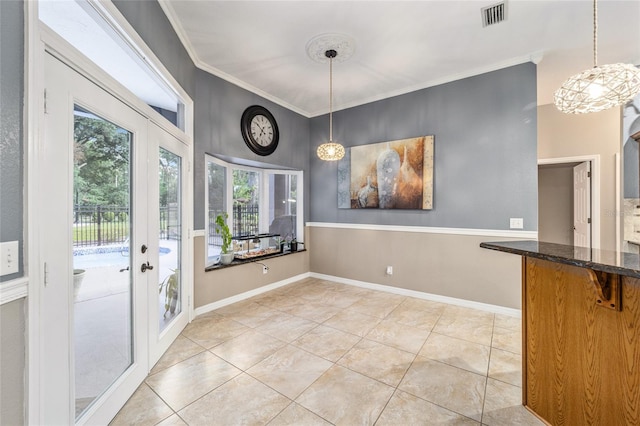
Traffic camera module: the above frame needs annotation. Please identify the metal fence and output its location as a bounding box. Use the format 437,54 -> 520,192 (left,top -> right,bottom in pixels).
207,204 -> 260,247
73,205 -> 178,247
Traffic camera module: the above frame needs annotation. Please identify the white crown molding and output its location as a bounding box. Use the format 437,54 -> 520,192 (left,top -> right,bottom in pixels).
155,2 -> 544,118
306,222 -> 538,239
1,277 -> 29,305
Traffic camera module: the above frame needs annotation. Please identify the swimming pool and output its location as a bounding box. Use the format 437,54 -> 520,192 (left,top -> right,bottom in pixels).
73,247 -> 170,269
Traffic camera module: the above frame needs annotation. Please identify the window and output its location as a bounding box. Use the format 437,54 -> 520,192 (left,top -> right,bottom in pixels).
205,155 -> 303,266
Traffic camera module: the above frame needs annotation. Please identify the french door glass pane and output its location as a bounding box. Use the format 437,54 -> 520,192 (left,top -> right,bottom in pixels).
72,105 -> 132,419
158,148 -> 182,331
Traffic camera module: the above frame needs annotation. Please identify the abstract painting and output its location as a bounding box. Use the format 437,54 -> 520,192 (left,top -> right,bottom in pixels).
343,135 -> 434,210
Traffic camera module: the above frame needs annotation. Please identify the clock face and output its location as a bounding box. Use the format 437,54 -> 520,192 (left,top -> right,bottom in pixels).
250,115 -> 274,146
241,106 -> 279,156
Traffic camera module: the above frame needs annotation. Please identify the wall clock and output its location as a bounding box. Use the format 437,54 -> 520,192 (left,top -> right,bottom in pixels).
241,105 -> 279,156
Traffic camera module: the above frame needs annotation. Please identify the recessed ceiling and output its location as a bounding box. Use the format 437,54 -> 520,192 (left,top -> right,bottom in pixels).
160,0 -> 640,117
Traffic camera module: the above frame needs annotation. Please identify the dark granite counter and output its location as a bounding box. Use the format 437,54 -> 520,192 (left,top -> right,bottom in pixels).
480,240 -> 640,279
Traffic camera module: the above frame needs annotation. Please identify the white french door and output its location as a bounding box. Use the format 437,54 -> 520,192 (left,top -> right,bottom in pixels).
41,51 -> 190,424
148,123 -> 190,365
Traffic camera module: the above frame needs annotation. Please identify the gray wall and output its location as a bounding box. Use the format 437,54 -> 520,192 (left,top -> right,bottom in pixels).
113,1 -> 311,232
112,0 -> 196,98
309,63 -> 538,231
193,69 -> 310,229
0,0 -> 25,281
1,1 -> 26,424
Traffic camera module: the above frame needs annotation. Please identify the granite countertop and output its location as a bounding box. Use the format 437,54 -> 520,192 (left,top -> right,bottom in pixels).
480,240 -> 640,279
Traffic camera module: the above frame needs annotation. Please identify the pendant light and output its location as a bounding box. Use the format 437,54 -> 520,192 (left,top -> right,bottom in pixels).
554,0 -> 640,114
317,49 -> 346,161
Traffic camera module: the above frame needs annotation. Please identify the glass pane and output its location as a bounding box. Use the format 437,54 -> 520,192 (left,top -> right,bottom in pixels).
72,105 -> 132,419
207,161 -> 226,263
158,148 -> 182,331
268,174 -> 297,242
233,169 -> 260,236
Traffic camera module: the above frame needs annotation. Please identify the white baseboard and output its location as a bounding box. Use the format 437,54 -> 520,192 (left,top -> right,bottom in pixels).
311,272 -> 521,318
193,270 -> 521,318
194,272 -> 311,316
1,277 -> 29,305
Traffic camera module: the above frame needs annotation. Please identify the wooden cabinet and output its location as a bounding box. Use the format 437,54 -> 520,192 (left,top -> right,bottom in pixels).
522,257 -> 640,425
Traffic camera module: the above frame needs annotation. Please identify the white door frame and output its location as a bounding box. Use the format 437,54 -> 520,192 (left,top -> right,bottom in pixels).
26,2 -> 194,423
538,155 -> 601,250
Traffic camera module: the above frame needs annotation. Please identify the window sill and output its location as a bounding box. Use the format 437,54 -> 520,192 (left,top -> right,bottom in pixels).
205,248 -> 306,272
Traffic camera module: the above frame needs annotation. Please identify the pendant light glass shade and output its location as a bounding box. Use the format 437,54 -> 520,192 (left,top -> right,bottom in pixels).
554,0 -> 640,114
317,49 -> 345,161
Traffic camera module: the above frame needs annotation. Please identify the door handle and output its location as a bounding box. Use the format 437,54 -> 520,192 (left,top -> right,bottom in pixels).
119,266 -> 130,272
141,262 -> 154,273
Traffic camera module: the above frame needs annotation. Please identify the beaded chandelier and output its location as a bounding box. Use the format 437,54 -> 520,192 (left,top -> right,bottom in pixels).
317,49 -> 346,161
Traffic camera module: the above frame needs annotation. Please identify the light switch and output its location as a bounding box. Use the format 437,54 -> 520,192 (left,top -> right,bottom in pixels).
0,241 -> 19,276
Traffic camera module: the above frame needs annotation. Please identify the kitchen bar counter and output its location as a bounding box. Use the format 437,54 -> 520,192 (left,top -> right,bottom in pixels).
481,240 -> 640,425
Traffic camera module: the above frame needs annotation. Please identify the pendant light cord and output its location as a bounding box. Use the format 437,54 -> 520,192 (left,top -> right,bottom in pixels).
329,55 -> 333,142
593,0 -> 598,68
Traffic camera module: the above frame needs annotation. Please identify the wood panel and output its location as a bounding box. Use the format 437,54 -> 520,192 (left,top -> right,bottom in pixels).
523,257 -> 640,425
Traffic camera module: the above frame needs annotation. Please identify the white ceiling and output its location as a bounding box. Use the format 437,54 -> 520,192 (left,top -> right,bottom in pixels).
160,0 -> 640,117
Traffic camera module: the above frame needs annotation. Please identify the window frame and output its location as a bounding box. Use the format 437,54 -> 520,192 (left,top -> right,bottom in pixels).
205,154 -> 303,267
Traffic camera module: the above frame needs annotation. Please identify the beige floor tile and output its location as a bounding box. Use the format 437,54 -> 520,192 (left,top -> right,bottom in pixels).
268,403 -> 332,426
296,365 -> 394,426
482,378 -> 544,426
376,390 -> 479,425
432,316 -> 494,346
400,297 -> 448,313
308,289 -> 363,309
210,329 -> 286,370
489,348 -> 522,387
145,351 -> 241,411
214,300 -> 262,316
292,324 -> 361,362
365,318 -> 431,354
248,345 -> 333,399
385,303 -> 443,330
255,311 -> 318,342
110,383 -> 173,426
150,335 -> 205,374
399,356 -> 486,421
256,293 -> 308,311
338,339 -> 415,387
492,326 -> 522,354
280,300 -> 342,323
178,373 -> 290,425
494,313 -> 521,331
440,305 -> 495,325
216,303 -> 281,328
419,333 -> 490,375
154,414 -> 187,426
324,310 -> 381,337
181,316 -> 249,348
347,295 -> 405,319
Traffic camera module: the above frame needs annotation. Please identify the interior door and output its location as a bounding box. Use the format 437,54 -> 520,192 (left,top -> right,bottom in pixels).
42,52 -> 150,425
148,123 -> 190,365
573,161 -> 592,248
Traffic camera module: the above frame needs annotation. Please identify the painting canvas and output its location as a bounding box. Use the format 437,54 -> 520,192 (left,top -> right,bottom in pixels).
348,135 -> 433,209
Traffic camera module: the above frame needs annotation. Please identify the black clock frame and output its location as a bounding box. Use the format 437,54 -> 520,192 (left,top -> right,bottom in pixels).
240,105 -> 279,156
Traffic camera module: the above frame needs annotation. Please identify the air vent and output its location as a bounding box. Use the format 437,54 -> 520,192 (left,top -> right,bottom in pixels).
482,2 -> 507,27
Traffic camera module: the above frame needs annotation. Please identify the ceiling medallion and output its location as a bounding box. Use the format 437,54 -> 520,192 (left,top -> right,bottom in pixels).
306,33 -> 356,64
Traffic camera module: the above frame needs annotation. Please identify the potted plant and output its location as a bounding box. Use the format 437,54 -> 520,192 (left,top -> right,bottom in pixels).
215,213 -> 234,264
158,268 -> 179,317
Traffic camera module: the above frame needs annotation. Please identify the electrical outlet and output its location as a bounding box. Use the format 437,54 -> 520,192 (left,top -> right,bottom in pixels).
0,241 -> 19,276
386,266 -> 393,275
510,218 -> 524,229
262,265 -> 268,274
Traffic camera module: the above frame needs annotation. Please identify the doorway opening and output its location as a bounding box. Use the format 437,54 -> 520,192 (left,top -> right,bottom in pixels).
538,155 -> 601,250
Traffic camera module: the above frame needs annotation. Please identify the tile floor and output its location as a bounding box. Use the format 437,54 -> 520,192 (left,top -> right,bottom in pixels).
110,278 -> 544,425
